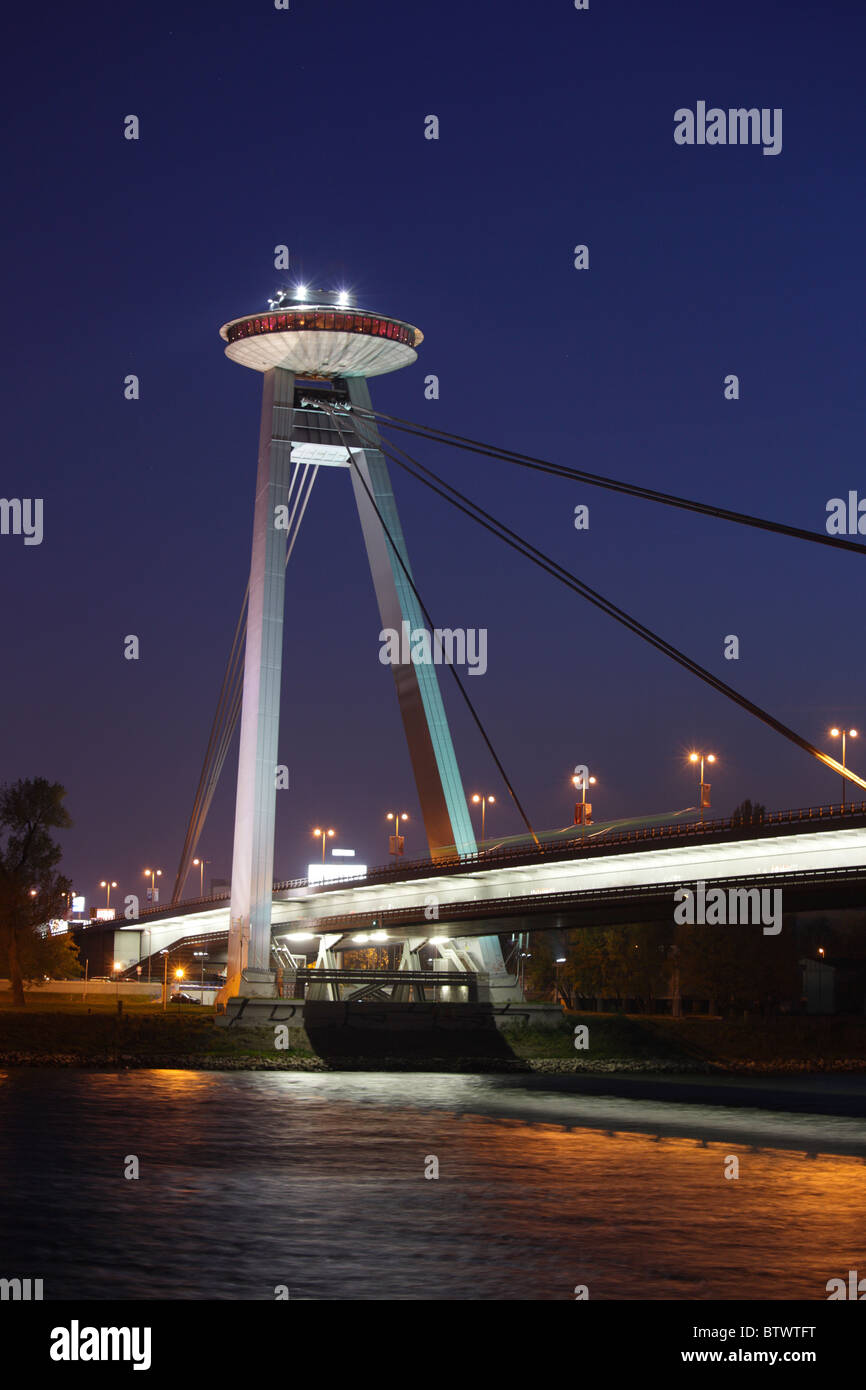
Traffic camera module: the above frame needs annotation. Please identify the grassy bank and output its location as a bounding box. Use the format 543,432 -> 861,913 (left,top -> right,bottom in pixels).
1,996 -> 866,1071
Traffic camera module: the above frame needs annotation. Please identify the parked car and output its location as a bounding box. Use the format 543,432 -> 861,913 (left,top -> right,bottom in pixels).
170,992 -> 201,1005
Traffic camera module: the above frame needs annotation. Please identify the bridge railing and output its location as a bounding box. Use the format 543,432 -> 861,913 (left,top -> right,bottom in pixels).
273,798 -> 866,892
292,968 -> 478,1003
125,799 -> 866,919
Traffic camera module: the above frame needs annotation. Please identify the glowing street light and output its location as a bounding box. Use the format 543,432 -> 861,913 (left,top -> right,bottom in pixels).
100,879 -> 117,908
386,811 -> 409,857
688,752 -> 716,824
192,857 -> 210,896
471,793 -> 495,844
312,827 -> 336,864
829,727 -> 858,808
571,769 -> 597,827
143,868 -> 163,903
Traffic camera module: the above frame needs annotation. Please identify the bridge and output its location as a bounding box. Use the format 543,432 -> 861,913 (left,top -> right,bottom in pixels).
98,284 -> 866,1023
115,800 -> 866,1004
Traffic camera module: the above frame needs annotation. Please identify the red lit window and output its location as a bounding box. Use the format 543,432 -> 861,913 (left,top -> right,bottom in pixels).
269,316 -> 276,330
362,317 -> 371,333
371,318 -> 379,333
278,314 -> 286,328
379,320 -> 387,335
315,312 -> 325,328
325,312 -> 334,329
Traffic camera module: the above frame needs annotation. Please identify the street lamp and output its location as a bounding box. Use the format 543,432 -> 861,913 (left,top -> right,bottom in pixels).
143,867 -> 163,903
471,793 -> 495,844
192,857 -> 210,896
100,879 -> 118,908
312,828 -> 335,865
571,770 -> 597,827
688,751 -> 716,824
193,950 -> 208,985
386,811 -> 409,856
829,727 -> 858,808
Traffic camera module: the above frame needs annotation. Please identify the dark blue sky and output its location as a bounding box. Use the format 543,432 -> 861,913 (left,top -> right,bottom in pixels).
3,0 -> 865,907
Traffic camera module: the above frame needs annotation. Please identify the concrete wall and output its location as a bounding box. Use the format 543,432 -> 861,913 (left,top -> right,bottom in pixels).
0,980 -> 162,1000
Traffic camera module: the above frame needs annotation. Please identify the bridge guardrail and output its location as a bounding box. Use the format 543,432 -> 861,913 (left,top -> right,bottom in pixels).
124,799 -> 866,919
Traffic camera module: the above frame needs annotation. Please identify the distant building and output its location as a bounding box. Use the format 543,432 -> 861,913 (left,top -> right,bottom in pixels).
801,957 -> 866,1015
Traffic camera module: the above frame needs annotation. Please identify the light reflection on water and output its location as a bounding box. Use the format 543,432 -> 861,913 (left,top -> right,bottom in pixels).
0,1069 -> 864,1300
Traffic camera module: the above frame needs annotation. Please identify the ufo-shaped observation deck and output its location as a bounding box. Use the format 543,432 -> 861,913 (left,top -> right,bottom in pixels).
220,302 -> 423,378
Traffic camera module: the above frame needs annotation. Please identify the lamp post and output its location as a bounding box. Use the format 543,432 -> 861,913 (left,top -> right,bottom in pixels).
192,857 -> 210,896
100,879 -> 117,909
688,751 -> 716,825
312,828 -> 335,865
829,727 -> 858,808
386,811 -> 409,856
471,793 -> 495,845
193,950 -> 208,986
143,867 -> 163,904
571,770 -> 597,827
161,950 -> 169,1010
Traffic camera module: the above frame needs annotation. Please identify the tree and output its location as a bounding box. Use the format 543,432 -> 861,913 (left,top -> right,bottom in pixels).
675,916 -> 799,1016
0,779 -> 72,1005
0,925 -> 82,983
731,799 -> 767,826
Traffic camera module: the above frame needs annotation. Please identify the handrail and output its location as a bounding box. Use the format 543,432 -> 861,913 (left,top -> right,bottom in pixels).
122,798 -> 866,920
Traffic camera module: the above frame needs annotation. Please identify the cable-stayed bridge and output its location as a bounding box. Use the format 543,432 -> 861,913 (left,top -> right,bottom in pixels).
103,283 -> 866,1021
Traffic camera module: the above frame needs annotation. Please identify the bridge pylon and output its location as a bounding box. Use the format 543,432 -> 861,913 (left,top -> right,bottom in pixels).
214,286 -> 517,1008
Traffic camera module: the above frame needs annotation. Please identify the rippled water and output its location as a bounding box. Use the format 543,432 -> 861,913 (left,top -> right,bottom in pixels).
1,1069 -> 864,1300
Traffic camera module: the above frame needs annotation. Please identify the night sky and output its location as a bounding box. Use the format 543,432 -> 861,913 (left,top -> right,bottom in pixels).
3,0 -> 865,908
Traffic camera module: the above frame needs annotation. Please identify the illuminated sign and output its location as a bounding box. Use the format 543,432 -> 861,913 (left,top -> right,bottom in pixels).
307,863 -> 367,885
95,908 -> 116,921
72,895 -> 85,914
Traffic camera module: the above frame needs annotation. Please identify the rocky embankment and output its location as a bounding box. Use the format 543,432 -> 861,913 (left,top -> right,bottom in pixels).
1,1050 -> 865,1073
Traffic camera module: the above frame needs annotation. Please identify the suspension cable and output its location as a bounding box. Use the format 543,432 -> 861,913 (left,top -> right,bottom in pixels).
171,460 -> 320,902
352,406 -> 866,557
352,414 -> 866,793
324,404 -> 542,849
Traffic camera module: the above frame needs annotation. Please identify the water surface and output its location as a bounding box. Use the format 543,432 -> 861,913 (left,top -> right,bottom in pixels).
1,1069 -> 863,1300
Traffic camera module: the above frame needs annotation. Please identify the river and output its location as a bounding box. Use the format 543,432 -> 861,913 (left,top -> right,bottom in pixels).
1,1069 -> 864,1300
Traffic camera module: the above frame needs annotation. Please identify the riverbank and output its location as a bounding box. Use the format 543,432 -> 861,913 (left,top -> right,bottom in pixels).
2,997 -> 866,1077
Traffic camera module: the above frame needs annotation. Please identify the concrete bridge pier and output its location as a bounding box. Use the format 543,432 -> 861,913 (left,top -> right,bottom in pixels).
437,935 -> 523,1004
